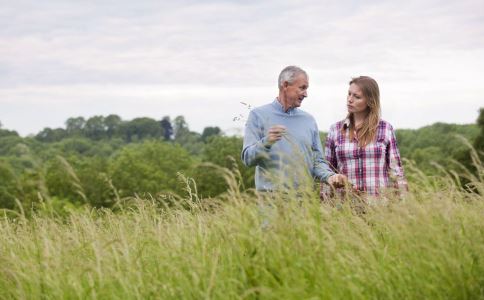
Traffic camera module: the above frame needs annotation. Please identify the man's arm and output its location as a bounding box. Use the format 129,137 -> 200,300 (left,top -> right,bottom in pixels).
312,125 -> 335,182
241,110 -> 271,167
312,124 -> 347,187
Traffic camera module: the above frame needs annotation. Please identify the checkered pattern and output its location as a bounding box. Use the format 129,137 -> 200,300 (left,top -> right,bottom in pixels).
323,119 -> 408,196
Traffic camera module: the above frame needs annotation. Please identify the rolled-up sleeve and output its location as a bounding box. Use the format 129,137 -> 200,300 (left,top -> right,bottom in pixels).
386,125 -> 408,191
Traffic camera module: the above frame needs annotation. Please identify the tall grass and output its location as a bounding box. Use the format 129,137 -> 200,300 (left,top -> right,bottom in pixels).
0,158 -> 483,299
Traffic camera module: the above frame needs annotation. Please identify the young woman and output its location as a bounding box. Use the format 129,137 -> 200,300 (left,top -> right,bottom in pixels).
322,76 -> 407,198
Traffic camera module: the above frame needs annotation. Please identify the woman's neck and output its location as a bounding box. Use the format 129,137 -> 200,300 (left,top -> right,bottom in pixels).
352,112 -> 367,129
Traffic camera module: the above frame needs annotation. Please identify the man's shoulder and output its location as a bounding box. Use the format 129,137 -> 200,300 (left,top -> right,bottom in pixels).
252,102 -> 273,112
295,108 -> 315,120
249,102 -> 276,117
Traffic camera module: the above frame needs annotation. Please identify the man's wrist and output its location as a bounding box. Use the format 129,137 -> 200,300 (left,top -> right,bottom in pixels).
262,137 -> 273,149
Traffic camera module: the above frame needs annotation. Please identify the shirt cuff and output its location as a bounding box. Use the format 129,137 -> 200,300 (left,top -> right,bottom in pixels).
261,137 -> 272,150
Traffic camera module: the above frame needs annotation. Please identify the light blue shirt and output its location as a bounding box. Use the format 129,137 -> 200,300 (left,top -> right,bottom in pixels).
241,99 -> 334,191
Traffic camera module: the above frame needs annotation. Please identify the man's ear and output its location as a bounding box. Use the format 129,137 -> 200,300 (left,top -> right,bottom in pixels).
283,81 -> 289,89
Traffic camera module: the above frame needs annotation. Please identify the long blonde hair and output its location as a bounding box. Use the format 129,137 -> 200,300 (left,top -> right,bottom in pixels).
343,76 -> 381,147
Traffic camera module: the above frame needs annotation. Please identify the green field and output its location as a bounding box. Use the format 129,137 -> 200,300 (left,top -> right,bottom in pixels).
1,159 -> 483,300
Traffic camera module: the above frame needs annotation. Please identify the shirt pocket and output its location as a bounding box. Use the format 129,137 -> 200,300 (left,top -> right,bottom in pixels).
364,140 -> 386,159
335,141 -> 358,161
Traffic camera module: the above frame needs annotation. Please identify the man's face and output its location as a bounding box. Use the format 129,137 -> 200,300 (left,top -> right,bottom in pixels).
283,73 -> 308,109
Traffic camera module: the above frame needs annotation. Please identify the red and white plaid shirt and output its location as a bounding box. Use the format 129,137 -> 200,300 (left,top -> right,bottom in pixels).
323,119 -> 408,196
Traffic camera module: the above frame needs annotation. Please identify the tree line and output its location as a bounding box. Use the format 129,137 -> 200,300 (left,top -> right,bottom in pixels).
0,109 -> 482,213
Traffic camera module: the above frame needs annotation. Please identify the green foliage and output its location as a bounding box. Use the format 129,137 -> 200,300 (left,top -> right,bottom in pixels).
52,137 -> 124,157
0,114 -> 483,298
0,135 -> 24,156
194,136 -> 255,197
319,131 -> 328,148
396,122 -> 479,164
0,160 -> 19,209
173,116 -> 204,155
475,108 -> 484,159
119,117 -> 164,142
109,141 -> 193,197
45,155 -> 114,207
65,116 -> 86,136
84,115 -> 107,140
0,113 -> 482,211
201,126 -> 222,142
0,127 -> 19,138
104,114 -> 122,138
36,127 -> 67,142
393,122 -> 479,179
160,116 -> 173,141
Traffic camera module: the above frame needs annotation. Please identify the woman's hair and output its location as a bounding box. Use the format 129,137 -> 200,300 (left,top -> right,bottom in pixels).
343,76 -> 381,147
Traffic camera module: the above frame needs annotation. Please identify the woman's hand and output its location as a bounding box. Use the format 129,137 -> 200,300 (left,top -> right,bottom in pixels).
328,174 -> 348,188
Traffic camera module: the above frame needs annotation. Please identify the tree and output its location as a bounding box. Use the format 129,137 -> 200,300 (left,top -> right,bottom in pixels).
105,114 -> 122,139
201,126 -> 222,142
109,141 -> 193,197
0,128 -> 19,138
474,108 -> 484,158
172,116 -> 203,155
119,117 -> 163,142
65,117 -> 86,137
160,116 -> 173,141
394,123 -> 479,172
84,116 -> 107,140
0,135 -> 25,156
193,136 -> 254,197
36,128 -> 67,142
57,138 -> 93,156
0,160 -> 19,209
45,155 -> 113,207
173,116 -> 190,140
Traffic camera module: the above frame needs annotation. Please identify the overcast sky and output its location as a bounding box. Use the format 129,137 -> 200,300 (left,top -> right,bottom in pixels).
1,0 -> 483,136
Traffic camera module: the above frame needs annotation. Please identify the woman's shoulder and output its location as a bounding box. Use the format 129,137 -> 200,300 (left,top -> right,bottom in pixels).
376,120 -> 398,142
329,119 -> 348,131
378,119 -> 395,131
326,119 -> 348,141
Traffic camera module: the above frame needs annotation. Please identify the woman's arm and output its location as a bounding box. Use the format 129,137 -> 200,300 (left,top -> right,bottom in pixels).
386,125 -> 408,192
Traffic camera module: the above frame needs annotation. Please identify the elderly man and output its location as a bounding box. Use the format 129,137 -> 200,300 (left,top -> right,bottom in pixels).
241,65 -> 347,192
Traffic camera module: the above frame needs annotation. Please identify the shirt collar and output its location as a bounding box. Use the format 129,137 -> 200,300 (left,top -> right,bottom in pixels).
343,118 -> 351,129
272,98 -> 296,115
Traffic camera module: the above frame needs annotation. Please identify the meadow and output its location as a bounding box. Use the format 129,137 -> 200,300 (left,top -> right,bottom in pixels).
0,155 -> 483,300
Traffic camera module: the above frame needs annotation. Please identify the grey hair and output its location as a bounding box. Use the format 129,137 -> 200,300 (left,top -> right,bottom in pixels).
278,65 -> 307,89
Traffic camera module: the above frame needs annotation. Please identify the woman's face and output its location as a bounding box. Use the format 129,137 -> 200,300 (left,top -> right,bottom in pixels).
347,83 -> 368,115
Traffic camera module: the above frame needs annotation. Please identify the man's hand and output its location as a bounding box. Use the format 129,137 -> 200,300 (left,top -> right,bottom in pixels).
266,125 -> 287,145
328,174 -> 348,188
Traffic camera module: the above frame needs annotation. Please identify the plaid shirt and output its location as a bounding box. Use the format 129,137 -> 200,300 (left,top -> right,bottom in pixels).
323,119 -> 407,196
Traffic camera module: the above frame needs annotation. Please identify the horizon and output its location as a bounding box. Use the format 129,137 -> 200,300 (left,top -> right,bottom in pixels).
1,110 -> 480,138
